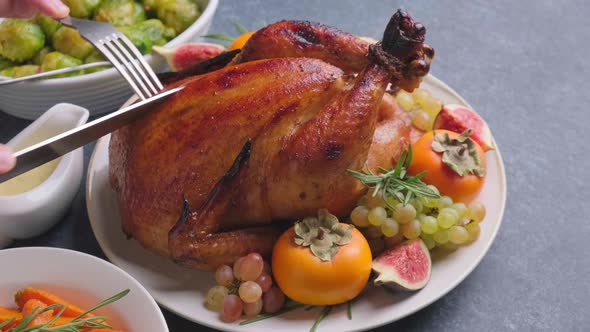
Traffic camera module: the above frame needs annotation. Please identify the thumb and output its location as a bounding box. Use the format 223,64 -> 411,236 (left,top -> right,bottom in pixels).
0,145 -> 16,174
29,0 -> 70,19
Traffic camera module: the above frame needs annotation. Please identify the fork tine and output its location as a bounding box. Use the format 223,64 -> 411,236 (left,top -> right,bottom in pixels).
111,36 -> 159,96
96,43 -> 147,100
103,35 -> 153,98
118,34 -> 164,91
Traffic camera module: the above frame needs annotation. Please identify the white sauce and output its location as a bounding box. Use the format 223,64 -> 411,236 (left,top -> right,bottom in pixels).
0,129 -> 62,196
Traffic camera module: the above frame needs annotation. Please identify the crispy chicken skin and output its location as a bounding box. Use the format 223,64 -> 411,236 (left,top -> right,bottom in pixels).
109,10 -> 434,270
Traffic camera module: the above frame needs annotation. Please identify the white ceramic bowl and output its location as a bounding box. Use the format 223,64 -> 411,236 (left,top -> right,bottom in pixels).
0,247 -> 168,332
0,103 -> 88,248
0,0 -> 218,120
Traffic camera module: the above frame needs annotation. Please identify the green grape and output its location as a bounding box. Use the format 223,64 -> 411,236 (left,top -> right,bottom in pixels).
468,201 -> 486,222
351,205 -> 370,227
441,242 -> 459,251
433,229 -> 449,244
393,203 -> 416,224
449,226 -> 469,244
420,215 -> 438,234
395,90 -> 414,111
421,97 -> 442,119
465,222 -> 481,241
401,219 -> 421,239
367,189 -> 385,208
438,196 -> 453,208
411,109 -> 433,131
381,218 -> 400,237
385,196 -> 400,209
421,196 -> 439,208
412,88 -> 431,107
206,285 -> 229,311
437,208 -> 459,229
410,198 -> 424,214
451,202 -> 468,219
421,234 -> 436,250
368,207 -> 387,226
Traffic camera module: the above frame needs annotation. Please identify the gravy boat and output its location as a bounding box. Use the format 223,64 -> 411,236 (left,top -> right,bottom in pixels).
0,104 -> 89,247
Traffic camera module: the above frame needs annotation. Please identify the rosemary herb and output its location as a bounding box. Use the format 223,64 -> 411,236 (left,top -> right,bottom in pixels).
347,146 -> 440,209
5,289 -> 129,332
310,306 -> 332,332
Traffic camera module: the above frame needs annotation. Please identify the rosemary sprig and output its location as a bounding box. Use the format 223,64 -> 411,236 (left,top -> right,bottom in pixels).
310,306 -> 332,332
347,301 -> 352,320
347,146 -> 440,209
7,289 -> 129,332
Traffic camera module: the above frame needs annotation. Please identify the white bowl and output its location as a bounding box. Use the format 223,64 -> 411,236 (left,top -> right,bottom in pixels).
0,247 -> 168,332
0,0 -> 218,120
0,103 -> 88,248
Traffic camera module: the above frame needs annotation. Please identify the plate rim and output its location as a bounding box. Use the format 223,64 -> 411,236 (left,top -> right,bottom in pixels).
86,74 -> 507,331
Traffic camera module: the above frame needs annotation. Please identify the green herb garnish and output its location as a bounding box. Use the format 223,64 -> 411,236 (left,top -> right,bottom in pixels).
347,301 -> 352,320
6,289 -> 129,332
347,146 -> 440,209
310,306 -> 332,332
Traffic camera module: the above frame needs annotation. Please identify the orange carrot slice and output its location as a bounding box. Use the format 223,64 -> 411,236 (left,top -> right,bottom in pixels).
15,288 -> 91,317
0,306 -> 22,330
22,299 -> 53,327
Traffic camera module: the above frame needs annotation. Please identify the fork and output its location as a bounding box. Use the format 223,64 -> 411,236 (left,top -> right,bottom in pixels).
61,17 -> 164,100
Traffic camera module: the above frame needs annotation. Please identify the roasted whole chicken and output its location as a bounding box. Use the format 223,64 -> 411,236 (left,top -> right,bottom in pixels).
109,10 -> 434,270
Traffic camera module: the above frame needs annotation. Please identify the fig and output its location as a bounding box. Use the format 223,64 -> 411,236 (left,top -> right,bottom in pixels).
153,43 -> 225,72
433,104 -> 493,151
372,239 -> 431,291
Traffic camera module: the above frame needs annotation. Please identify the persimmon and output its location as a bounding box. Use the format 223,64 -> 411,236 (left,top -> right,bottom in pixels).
272,210 -> 372,306
408,129 -> 486,203
228,31 -> 256,51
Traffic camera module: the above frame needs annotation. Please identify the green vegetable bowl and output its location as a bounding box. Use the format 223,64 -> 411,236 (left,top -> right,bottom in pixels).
0,0 -> 218,120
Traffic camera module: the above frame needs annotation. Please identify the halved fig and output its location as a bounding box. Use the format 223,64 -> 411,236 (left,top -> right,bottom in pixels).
373,239 -> 431,291
153,43 -> 225,72
433,104 -> 493,151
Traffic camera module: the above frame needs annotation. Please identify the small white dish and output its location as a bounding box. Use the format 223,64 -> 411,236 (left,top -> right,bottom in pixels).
0,247 -> 169,332
86,75 -> 507,332
0,103 -> 88,248
0,0 -> 219,120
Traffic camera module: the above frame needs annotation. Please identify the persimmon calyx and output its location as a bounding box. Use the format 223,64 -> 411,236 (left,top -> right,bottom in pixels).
431,129 -> 485,177
294,209 -> 353,262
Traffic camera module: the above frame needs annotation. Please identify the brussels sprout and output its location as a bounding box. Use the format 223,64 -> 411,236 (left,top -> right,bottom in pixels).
0,56 -> 16,71
33,46 -> 53,65
0,65 -> 41,78
36,15 -> 62,39
118,19 -> 176,54
62,0 -> 101,18
52,26 -> 94,60
95,0 -> 146,26
41,52 -> 83,77
84,49 -> 108,73
0,19 -> 45,62
156,0 -> 200,34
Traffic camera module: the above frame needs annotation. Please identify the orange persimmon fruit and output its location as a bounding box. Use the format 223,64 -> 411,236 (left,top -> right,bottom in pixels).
272,217 -> 372,306
408,130 -> 486,203
228,31 -> 256,51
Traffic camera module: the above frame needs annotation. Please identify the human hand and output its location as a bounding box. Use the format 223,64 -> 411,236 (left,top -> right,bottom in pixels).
0,0 -> 69,19
0,144 -> 16,174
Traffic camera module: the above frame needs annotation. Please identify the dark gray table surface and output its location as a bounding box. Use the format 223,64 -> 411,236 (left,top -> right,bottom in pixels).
2,0 -> 589,331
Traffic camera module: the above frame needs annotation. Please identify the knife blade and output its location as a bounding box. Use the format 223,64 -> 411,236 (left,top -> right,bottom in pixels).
0,86 -> 184,184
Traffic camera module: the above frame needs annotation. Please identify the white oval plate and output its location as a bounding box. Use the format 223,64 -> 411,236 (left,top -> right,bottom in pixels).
86,74 -> 506,332
0,247 -> 168,332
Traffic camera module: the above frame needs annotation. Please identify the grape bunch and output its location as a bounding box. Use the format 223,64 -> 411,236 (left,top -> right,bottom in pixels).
206,253 -> 286,322
395,88 -> 442,131
350,186 -> 486,255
